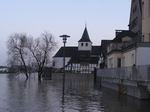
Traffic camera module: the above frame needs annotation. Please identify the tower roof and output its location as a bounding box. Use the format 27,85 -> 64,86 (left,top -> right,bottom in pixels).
78,27 -> 92,42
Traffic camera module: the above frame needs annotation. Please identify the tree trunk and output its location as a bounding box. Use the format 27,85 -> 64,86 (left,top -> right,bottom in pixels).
20,49 -> 29,80
25,72 -> 29,80
38,74 -> 42,81
38,70 -> 43,81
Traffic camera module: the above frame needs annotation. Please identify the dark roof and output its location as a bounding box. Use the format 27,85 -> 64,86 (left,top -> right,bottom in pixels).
54,47 -> 78,57
113,30 -> 136,42
101,40 -> 111,56
54,46 -> 101,57
54,46 -> 102,64
91,46 -> 102,55
78,27 -> 92,42
139,0 -> 142,13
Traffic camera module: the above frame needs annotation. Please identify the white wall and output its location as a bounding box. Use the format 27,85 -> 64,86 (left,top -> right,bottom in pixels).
107,49 -> 136,68
123,49 -> 135,67
136,47 -> 150,65
78,42 -> 92,51
107,53 -> 122,68
53,57 -> 71,68
142,0 -> 150,42
108,47 -> 150,68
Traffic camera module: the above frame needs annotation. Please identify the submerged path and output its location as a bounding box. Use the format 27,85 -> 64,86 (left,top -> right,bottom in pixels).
0,73 -> 150,112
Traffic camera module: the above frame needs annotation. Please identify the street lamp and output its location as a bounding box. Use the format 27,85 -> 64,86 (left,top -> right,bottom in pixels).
60,34 -> 70,103
99,53 -> 104,69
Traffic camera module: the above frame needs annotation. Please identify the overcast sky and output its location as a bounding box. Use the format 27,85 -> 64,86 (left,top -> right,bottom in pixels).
0,0 -> 131,65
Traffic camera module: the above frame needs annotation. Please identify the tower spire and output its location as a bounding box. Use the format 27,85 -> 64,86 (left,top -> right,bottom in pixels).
78,26 -> 92,42
85,22 -> 87,28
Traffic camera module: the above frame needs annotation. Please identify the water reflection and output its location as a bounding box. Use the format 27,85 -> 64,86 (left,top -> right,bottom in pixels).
64,74 -> 103,112
102,88 -> 150,112
0,73 -> 150,112
0,73 -> 103,112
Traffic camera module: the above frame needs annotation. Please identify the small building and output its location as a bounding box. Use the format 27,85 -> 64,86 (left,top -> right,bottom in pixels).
97,0 -> 150,99
107,29 -> 150,68
107,0 -> 150,68
101,40 -> 111,68
53,27 -> 103,73
107,30 -> 136,68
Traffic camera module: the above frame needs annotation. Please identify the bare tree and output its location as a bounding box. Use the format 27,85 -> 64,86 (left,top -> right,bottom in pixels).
28,32 -> 56,80
7,33 -> 29,79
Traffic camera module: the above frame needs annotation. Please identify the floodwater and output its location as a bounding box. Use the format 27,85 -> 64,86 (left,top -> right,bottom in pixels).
0,73 -> 150,112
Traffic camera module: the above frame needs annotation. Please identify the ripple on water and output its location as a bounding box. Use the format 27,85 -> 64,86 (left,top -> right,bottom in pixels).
0,73 -> 104,112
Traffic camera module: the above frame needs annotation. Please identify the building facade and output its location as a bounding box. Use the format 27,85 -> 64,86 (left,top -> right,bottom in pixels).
142,0 -> 150,42
129,0 -> 142,36
107,30 -> 136,68
53,27 -> 102,73
107,0 -> 150,68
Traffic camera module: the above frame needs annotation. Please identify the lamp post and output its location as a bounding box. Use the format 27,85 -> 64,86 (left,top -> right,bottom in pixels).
99,53 -> 104,68
60,34 -> 70,103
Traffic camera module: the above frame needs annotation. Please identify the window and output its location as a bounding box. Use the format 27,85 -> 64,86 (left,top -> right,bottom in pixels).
141,35 -> 145,42
81,43 -> 83,46
131,54 -> 135,65
109,58 -> 113,68
85,43 -> 88,46
142,2 -> 144,19
148,0 -> 150,17
133,5 -> 137,14
149,33 -> 150,42
117,58 -> 121,68
131,17 -> 137,29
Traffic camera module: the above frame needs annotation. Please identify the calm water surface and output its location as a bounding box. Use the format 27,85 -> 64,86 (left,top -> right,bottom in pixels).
0,73 -> 150,112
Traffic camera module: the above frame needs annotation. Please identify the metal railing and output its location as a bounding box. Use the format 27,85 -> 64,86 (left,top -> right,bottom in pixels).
97,65 -> 150,81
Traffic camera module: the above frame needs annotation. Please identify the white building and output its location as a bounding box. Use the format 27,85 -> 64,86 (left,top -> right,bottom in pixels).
107,0 -> 150,68
107,30 -> 150,68
53,27 -> 103,73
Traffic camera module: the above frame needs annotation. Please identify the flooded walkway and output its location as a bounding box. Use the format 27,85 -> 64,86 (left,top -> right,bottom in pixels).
0,73 -> 150,112
0,73 -> 103,112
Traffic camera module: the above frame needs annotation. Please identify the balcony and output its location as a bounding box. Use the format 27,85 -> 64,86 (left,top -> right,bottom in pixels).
107,42 -> 135,53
